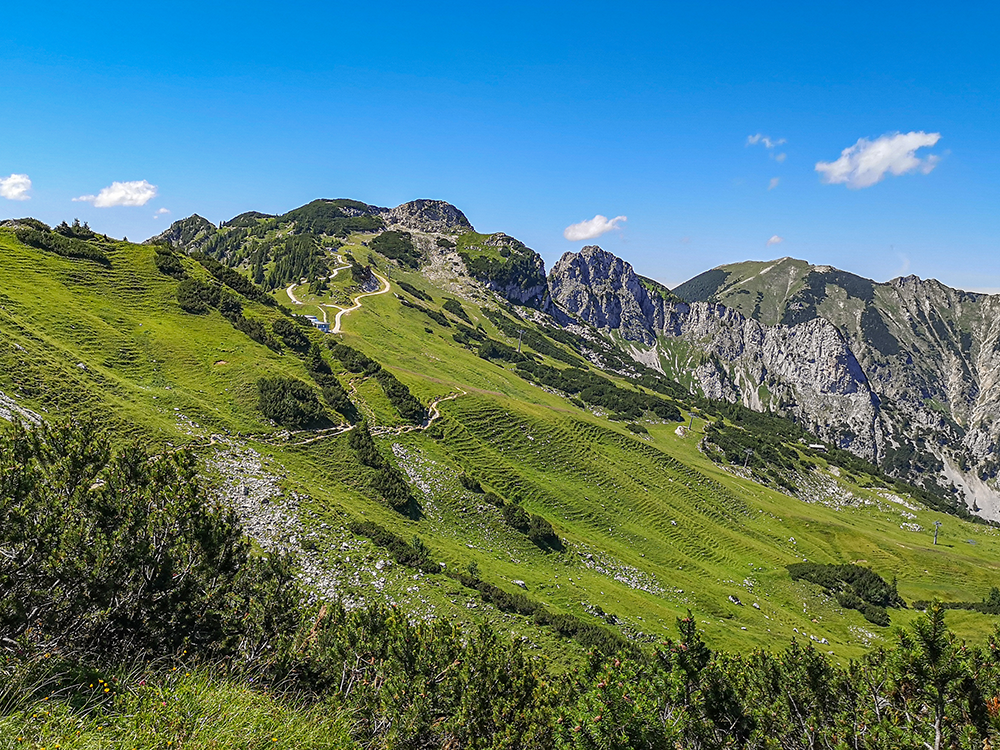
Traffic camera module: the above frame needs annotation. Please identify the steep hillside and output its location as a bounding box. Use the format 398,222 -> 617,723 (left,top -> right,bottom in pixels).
550,247 -> 883,464
3,214 -> 1000,667
672,258 -> 1000,519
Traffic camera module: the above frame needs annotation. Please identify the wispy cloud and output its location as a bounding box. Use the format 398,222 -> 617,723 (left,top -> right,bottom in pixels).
895,252 -> 911,276
767,235 -> 784,246
563,214 -> 627,241
0,174 -> 31,201
815,131 -> 941,189
154,207 -> 171,218
768,177 -> 780,191
747,133 -> 786,150
775,152 -> 787,163
74,180 -> 158,207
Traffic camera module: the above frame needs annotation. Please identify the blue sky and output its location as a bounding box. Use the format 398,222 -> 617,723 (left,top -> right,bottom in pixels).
2,2 -> 999,290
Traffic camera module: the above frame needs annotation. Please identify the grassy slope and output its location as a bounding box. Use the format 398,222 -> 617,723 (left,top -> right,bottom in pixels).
3,228 -> 1000,669
335,259 -> 1000,661
1,666 -> 355,749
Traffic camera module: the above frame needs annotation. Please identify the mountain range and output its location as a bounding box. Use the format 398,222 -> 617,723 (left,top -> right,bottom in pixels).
153,199 -> 1000,521
5,196 -> 1000,669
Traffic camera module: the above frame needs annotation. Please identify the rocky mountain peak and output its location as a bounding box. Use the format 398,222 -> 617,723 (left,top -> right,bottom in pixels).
549,245 -> 657,343
381,199 -> 473,234
146,214 -> 216,253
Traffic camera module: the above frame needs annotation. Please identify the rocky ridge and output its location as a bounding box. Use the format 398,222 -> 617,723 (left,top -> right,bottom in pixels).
550,247 -> 1000,519
548,246 -> 881,460
377,199 -> 473,234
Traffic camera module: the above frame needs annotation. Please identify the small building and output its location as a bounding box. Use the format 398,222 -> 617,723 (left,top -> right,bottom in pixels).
808,443 -> 827,452
300,315 -> 330,333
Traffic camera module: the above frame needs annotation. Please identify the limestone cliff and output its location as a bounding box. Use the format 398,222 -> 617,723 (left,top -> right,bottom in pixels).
549,246 -> 880,460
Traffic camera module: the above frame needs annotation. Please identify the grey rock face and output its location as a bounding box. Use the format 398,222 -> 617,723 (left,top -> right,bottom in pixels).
460,232 -> 552,310
549,246 -> 657,344
551,246 -> 1000,518
661,301 -> 880,459
673,257 -> 1000,518
549,246 -> 880,459
380,200 -> 473,234
145,214 -> 216,253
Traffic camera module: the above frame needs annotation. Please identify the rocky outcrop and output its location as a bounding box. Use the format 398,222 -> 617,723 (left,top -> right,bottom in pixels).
550,246 -> 1000,517
455,232 -> 551,310
667,257 -> 1000,518
146,214 -> 216,253
379,200 -> 473,234
663,302 -> 880,459
549,246 -> 657,343
550,246 -> 881,459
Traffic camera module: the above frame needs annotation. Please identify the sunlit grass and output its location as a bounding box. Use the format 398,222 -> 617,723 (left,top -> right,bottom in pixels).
0,661 -> 354,750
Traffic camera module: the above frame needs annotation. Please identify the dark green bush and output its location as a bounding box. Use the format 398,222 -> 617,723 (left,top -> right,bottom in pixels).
348,521 -> 439,573
788,562 -> 904,626
396,280 -> 432,301
459,474 -> 483,493
348,421 -> 413,514
502,503 -> 530,532
257,377 -> 327,428
328,341 -> 380,375
478,338 -> 525,363
176,278 -> 220,314
443,298 -> 472,323
399,297 -> 451,327
153,247 -> 186,279
273,317 -> 310,350
371,230 -> 421,268
15,226 -> 110,266
0,421 -> 296,658
192,252 -> 273,305
374,369 -> 427,424
527,514 -> 561,550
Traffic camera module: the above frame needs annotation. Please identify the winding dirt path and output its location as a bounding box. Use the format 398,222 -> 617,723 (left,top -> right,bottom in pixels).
269,261 -> 460,445
272,389 -> 466,446
286,280 -> 304,305
325,270 -> 391,334
371,389 -> 466,437
285,259 -> 352,316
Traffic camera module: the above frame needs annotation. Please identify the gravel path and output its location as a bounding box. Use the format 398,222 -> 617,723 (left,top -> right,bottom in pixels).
328,270 -> 391,334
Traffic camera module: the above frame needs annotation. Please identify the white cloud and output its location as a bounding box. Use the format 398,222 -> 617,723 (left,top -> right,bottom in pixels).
74,179 -> 158,207
768,177 -> 780,191
767,235 -> 784,246
154,207 -> 171,218
563,214 -> 627,241
815,131 -> 941,189
747,133 -> 786,150
0,174 -> 31,201
775,152 -> 787,163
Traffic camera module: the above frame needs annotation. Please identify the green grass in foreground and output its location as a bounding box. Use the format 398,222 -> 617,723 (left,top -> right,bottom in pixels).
0,665 -> 354,750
